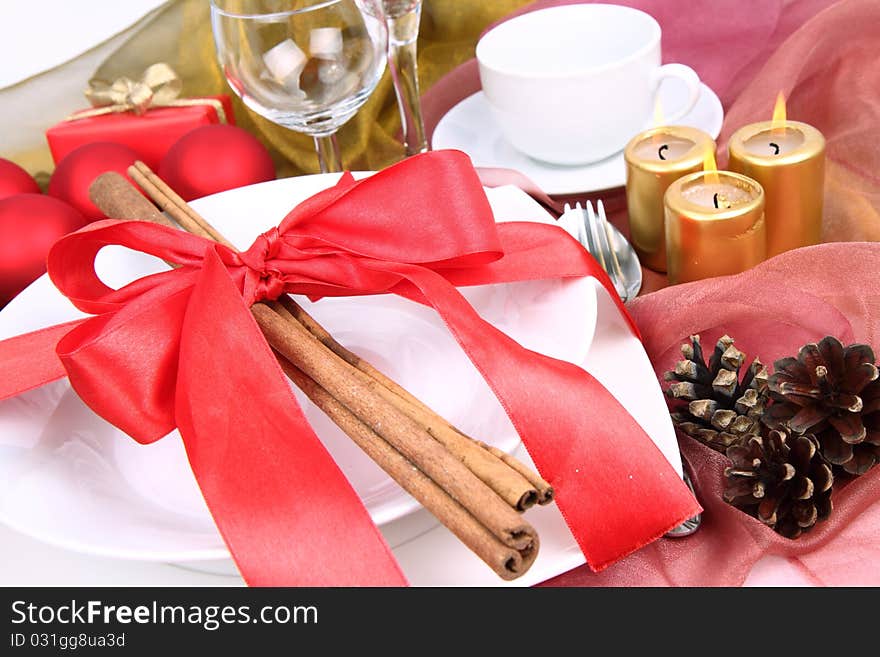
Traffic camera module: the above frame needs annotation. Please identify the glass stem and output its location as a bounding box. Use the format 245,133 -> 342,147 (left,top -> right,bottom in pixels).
387,6 -> 428,156
314,133 -> 342,173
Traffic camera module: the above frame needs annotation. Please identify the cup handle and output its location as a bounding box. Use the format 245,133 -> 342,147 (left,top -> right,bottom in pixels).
650,63 -> 701,124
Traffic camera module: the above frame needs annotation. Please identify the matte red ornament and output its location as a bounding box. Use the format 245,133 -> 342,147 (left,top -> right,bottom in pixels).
0,158 -> 41,201
0,193 -> 86,305
48,142 -> 139,220
159,124 -> 275,201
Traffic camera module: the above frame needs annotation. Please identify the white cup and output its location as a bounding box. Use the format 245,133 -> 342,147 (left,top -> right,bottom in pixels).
476,4 -> 701,165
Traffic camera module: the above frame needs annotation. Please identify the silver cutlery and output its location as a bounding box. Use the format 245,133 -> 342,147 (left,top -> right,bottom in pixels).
664,471 -> 702,537
559,201 -> 642,302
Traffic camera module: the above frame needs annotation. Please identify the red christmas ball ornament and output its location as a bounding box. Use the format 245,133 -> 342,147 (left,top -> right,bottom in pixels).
0,193 -> 87,305
159,124 -> 275,201
0,158 -> 41,201
48,142 -> 140,220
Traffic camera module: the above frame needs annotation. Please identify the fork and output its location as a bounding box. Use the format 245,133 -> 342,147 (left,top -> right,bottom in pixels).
561,201 -> 630,301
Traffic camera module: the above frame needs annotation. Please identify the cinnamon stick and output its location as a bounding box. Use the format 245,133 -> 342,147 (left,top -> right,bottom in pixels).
476,441 -> 554,504
91,177 -> 177,228
129,162 -> 230,247
127,161 -> 549,511
271,298 -> 548,509
252,302 -> 535,549
278,356 -> 537,580
89,172 -> 539,567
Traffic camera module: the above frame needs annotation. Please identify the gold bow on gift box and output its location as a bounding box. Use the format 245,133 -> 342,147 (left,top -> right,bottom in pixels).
67,63 -> 227,122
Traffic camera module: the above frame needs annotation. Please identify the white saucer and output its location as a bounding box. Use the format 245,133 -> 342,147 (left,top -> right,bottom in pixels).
432,81 -> 723,196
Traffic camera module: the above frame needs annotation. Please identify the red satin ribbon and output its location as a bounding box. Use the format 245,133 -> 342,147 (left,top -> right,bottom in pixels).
0,150 -> 699,583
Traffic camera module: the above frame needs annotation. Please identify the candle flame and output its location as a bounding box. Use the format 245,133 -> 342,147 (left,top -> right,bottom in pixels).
653,97 -> 665,127
703,147 -> 720,185
771,91 -> 786,136
651,98 -> 665,146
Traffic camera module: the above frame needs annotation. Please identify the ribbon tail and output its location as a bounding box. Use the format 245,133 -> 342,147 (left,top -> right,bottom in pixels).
175,248 -> 407,586
0,320 -> 85,401
382,263 -> 701,571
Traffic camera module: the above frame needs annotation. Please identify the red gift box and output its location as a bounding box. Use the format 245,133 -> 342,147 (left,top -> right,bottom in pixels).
46,95 -> 235,171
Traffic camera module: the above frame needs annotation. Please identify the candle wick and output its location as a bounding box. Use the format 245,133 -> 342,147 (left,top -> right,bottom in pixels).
712,193 -> 731,209
658,144 -> 669,160
769,142 -> 781,155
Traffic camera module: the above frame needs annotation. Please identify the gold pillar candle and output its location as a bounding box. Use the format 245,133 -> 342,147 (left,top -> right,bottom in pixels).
727,96 -> 825,258
664,170 -> 766,284
624,126 -> 715,272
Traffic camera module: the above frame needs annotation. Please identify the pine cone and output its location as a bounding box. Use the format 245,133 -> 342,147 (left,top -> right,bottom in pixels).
724,429 -> 833,538
665,335 -> 769,452
764,336 -> 880,476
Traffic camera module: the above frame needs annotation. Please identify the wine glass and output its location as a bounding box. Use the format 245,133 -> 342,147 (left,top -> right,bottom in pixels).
211,0 -> 388,173
383,1 -> 427,156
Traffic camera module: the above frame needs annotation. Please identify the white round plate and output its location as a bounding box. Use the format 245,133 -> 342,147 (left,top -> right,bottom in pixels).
0,174 -> 597,563
432,81 -> 723,196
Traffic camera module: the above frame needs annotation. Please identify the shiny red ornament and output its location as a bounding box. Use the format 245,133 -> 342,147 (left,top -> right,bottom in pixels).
0,158 -> 41,201
48,142 -> 139,220
159,124 -> 275,201
0,193 -> 86,305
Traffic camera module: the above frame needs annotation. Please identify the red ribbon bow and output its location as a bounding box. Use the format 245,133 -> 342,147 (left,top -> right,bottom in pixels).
0,151 -> 699,584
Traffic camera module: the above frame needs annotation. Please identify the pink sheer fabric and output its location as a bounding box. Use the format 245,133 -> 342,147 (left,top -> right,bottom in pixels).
718,0 -> 880,244
546,244 -> 880,586
423,0 -> 880,585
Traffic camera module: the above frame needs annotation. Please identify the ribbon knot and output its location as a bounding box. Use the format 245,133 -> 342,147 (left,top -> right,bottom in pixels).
66,63 -> 228,122
85,63 -> 182,116
240,227 -> 286,303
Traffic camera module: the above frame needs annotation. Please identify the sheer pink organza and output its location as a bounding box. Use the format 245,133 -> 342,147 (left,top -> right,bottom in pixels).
546,244 -> 880,586
717,0 -> 880,244
423,0 -> 880,585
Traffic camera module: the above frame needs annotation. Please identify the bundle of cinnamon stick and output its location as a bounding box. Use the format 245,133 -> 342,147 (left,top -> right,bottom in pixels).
89,165 -> 553,581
